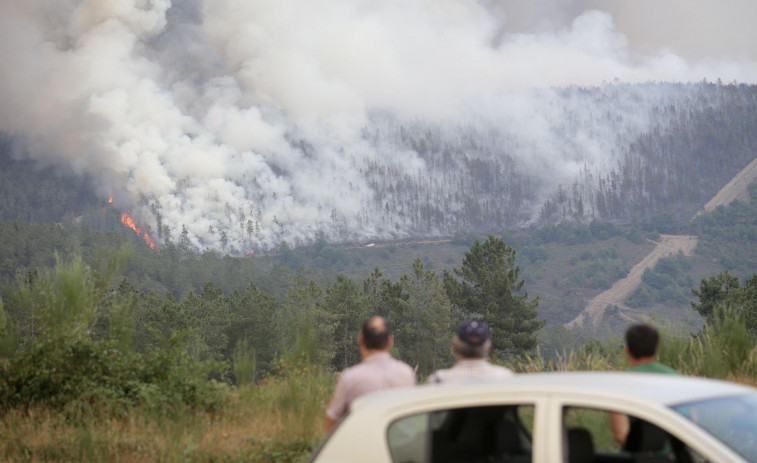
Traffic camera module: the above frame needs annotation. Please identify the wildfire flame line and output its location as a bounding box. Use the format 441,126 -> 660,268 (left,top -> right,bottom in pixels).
121,212 -> 158,251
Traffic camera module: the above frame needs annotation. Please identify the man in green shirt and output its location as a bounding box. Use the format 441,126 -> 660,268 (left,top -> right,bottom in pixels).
611,323 -> 677,446
625,323 -> 677,375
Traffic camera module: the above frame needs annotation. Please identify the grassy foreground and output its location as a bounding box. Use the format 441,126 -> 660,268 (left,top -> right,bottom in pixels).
0,366 -> 334,463
3,316 -> 757,462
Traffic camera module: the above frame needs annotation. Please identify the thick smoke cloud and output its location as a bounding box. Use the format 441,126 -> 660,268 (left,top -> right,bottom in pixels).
1,0 -> 756,251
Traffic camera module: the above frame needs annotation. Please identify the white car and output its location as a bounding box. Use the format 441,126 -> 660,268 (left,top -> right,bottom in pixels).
308,372 -> 757,463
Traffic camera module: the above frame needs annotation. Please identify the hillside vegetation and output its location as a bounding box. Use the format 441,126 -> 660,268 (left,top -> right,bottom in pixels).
1,247 -> 756,461
1,82 -> 757,461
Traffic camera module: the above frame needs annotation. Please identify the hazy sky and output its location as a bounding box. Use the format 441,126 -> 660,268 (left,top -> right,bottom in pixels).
1,0 -> 755,250
493,0 -> 757,62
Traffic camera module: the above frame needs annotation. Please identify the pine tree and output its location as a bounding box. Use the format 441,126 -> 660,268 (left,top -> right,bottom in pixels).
444,236 -> 544,357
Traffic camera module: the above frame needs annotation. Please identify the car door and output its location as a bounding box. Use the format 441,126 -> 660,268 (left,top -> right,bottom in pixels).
544,394 -> 748,463
311,389 -> 550,462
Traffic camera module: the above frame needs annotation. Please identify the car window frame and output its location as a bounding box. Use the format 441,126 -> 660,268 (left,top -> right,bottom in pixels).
385,403 -> 538,463
547,394 -> 748,463
381,392 -> 549,463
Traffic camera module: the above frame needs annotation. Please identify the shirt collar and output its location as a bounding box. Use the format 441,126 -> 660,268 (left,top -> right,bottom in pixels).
455,358 -> 489,366
364,352 -> 392,363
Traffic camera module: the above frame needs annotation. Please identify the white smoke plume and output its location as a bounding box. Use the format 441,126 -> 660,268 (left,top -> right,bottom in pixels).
1,0 -> 756,251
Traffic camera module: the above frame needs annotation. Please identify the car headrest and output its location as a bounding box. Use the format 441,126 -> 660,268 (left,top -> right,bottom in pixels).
497,419 -> 523,455
567,427 -> 594,463
624,419 -> 667,453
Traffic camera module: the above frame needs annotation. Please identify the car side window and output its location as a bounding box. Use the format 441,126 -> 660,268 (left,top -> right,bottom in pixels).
562,406 -> 711,463
387,404 -> 534,463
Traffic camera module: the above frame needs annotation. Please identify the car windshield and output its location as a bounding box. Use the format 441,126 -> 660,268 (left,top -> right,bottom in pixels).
672,393 -> 757,463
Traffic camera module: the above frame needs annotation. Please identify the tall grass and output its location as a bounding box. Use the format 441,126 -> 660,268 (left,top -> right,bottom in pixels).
658,306 -> 757,383
513,314 -> 757,382
511,344 -> 626,373
0,365 -> 335,462
232,337 -> 257,386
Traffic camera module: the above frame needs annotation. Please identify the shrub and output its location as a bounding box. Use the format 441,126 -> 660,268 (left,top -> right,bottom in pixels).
0,250 -> 225,417
0,333 -> 225,416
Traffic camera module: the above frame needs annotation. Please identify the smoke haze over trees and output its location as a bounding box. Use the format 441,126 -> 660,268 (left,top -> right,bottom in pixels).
1,1 -> 757,252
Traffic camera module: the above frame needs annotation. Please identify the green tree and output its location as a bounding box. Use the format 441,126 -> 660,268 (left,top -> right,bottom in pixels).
227,282 -> 279,377
395,259 -> 456,376
691,270 -> 742,320
181,282 -> 231,361
324,274 -> 366,370
0,298 -> 18,358
363,268 -> 403,317
692,271 -> 757,335
130,288 -> 187,351
280,277 -> 334,368
443,236 -> 544,356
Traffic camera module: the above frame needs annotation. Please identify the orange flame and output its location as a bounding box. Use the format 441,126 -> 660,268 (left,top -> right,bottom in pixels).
108,196 -> 113,204
121,212 -> 159,251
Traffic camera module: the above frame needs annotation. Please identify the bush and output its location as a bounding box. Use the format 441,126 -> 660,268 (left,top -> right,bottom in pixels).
0,334 -> 225,416
625,228 -> 646,244
568,257 -> 628,290
0,250 -> 225,417
658,307 -> 757,379
519,245 -> 549,264
589,221 -> 620,240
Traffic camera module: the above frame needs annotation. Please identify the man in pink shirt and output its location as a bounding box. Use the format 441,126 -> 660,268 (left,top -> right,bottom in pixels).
325,316 -> 416,431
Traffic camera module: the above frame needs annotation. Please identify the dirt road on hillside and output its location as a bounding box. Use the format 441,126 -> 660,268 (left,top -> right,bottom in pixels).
566,155 -> 757,332
266,157 -> 756,325
697,156 -> 757,215
564,235 -> 698,330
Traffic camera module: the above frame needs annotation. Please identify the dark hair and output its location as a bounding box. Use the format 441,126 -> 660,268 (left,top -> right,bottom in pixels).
362,316 -> 391,350
625,324 -> 659,359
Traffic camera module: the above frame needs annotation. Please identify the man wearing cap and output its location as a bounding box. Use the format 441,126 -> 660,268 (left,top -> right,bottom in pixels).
325,315 -> 416,431
427,320 -> 514,384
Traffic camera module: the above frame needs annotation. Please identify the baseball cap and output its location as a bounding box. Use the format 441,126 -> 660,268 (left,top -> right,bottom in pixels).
458,320 -> 490,346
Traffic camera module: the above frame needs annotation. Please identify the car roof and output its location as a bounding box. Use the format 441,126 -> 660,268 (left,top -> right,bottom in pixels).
350,371 -> 757,412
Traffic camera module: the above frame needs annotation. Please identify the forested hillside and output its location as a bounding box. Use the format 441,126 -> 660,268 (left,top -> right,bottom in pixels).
2,82 -> 756,252
296,82 -> 757,245
539,82 -> 757,225
1,81 -> 756,344
0,134 -> 102,224
2,186 -> 755,339
2,99 -> 757,461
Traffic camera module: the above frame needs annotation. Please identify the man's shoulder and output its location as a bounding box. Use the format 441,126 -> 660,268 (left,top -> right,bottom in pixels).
486,363 -> 515,376
388,356 -> 414,370
428,361 -> 514,384
382,356 -> 415,380
630,361 -> 678,374
344,355 -> 413,375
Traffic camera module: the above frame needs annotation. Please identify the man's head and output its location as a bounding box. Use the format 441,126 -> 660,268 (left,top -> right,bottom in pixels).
359,316 -> 393,354
625,323 -> 659,361
453,320 -> 492,359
